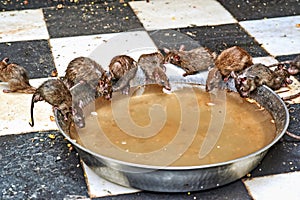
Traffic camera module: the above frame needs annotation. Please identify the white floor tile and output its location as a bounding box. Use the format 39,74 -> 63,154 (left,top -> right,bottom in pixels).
129,0 -> 236,31
49,31 -> 157,77
49,33 -> 118,77
240,15 -> 300,56
0,9 -> 49,43
243,171 -> 300,200
82,163 -> 140,198
0,78 -> 58,136
252,56 -> 278,66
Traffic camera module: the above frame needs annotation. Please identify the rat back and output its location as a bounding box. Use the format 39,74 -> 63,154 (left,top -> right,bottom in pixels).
164,47 -> 215,76
216,46 -> 253,77
65,57 -> 106,88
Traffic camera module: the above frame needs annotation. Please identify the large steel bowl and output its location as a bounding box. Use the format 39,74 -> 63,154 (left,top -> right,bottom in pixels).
55,80 -> 289,192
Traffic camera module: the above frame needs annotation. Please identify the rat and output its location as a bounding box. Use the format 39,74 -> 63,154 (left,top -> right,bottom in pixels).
138,52 -> 171,90
215,46 -> 253,80
29,79 -> 72,127
288,55 -> 300,75
234,63 -> 292,98
205,66 -> 224,92
64,56 -> 112,100
268,55 -> 300,75
206,46 -> 253,92
0,57 -> 36,94
109,55 -> 138,94
71,82 -> 96,128
163,45 -> 216,77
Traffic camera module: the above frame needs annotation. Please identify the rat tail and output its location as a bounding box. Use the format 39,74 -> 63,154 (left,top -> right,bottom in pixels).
24,86 -> 36,94
29,94 -> 36,127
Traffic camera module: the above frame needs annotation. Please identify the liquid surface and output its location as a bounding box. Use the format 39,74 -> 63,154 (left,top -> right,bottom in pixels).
70,84 -> 276,167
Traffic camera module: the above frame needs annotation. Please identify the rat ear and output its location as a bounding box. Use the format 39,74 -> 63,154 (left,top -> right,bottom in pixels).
72,108 -> 77,115
277,63 -> 284,70
230,71 -> 237,78
79,100 -> 84,108
179,45 -> 185,51
2,57 -> 9,64
163,47 -> 170,53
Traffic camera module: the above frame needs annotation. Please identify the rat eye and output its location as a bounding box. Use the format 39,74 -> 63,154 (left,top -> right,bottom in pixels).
240,77 -> 247,82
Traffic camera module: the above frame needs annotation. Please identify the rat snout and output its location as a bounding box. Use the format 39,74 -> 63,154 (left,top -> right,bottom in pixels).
288,67 -> 299,75
285,77 -> 293,85
73,115 -> 85,128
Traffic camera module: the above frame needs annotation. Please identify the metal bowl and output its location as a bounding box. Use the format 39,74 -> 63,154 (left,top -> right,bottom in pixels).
55,81 -> 289,192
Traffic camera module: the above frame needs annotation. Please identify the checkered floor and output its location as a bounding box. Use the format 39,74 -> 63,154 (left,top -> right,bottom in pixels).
0,0 -> 300,199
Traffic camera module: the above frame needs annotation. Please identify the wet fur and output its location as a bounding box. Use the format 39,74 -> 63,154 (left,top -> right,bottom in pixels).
235,63 -> 292,97
109,55 -> 138,94
64,56 -> 112,100
29,79 -> 72,127
71,82 -> 96,128
164,45 -> 216,77
215,46 -> 253,78
0,57 -> 36,94
138,52 -> 171,90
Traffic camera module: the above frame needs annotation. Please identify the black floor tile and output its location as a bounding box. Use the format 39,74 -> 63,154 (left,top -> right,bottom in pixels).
0,0 -> 141,11
285,104 -> 300,142
217,0 -> 300,21
0,40 -> 56,79
248,104 -> 300,177
0,131 -> 88,199
172,24 -> 269,57
43,2 -> 144,38
97,180 -> 251,200
249,140 -> 300,177
275,54 -> 299,63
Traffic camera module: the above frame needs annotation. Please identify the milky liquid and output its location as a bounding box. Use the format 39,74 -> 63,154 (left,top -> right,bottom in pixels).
70,84 -> 276,167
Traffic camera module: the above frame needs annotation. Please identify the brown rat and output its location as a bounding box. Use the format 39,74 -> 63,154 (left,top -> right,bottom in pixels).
138,52 -> 171,90
109,55 -> 138,94
0,57 -> 36,94
268,55 -> 300,75
164,45 -> 216,77
234,63 -> 292,98
71,82 -> 96,128
215,46 -> 253,80
288,55 -> 300,75
64,56 -> 112,100
29,79 -> 72,127
205,66 -> 223,92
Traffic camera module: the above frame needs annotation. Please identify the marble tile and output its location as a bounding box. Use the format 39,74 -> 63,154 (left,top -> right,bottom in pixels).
0,9 -> 49,43
178,24 -> 270,57
218,0 -> 300,21
129,0 -> 236,31
243,171 -> 300,199
43,2 -> 143,38
0,40 -> 56,79
50,31 -> 157,76
49,33 -> 117,77
252,56 -> 278,65
82,163 -> 140,198
0,78 -> 58,136
239,15 -> 300,56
